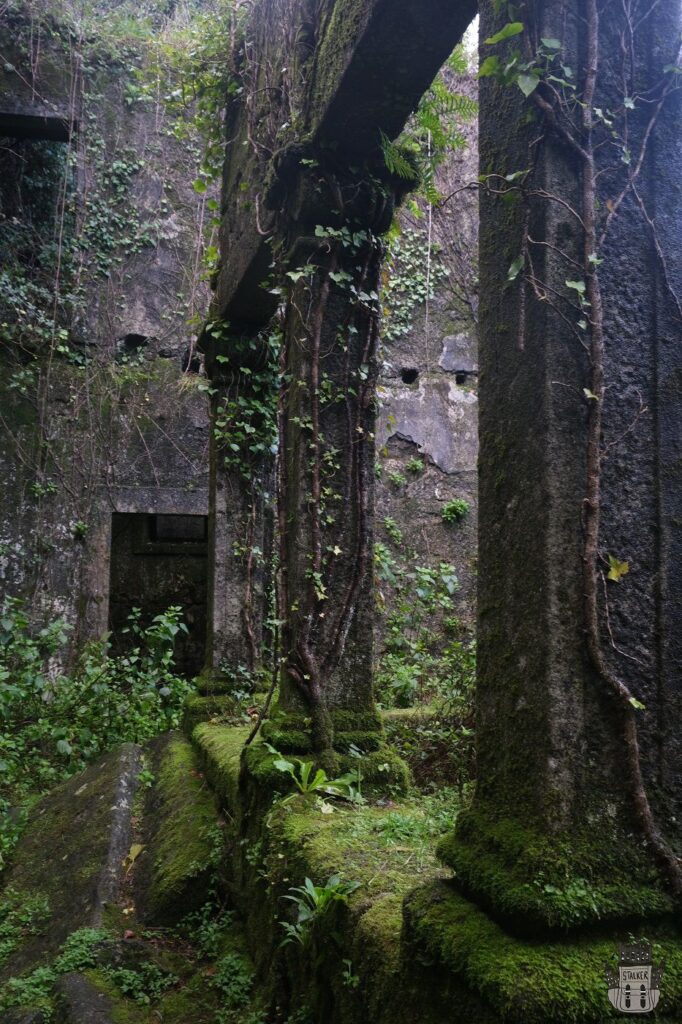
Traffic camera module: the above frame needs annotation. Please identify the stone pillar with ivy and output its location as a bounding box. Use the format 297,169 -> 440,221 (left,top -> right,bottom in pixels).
259,155 -> 400,763
204,0 -> 477,766
199,325 -> 276,695
427,0 -> 682,963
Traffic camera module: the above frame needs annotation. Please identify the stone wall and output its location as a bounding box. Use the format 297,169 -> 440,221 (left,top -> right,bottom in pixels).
0,4 -> 212,667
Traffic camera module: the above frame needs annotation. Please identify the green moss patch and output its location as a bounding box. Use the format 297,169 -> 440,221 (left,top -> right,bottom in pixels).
192,724 -> 251,814
439,802 -> 673,930
182,694 -> 244,737
405,879 -> 682,1023
140,733 -> 221,925
1,746 -> 141,982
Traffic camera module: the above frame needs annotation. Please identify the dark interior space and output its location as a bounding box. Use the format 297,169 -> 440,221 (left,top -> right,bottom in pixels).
109,512 -> 208,677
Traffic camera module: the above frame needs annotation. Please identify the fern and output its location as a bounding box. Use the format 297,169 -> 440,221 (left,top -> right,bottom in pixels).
380,132 -> 419,181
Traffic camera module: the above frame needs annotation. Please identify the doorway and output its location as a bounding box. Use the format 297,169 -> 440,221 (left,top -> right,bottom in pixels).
108,512 -> 208,677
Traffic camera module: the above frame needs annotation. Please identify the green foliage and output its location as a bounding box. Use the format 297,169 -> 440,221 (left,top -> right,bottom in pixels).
205,322 -> 280,484
0,889 -> 50,967
210,952 -> 253,1009
405,457 -> 424,474
375,548 -> 466,707
388,44 -> 477,205
280,875 -> 360,947
109,961 -> 178,1004
0,926 -> 108,1013
265,745 -> 363,804
382,517 -> 403,544
441,498 -> 470,524
382,228 -> 449,341
0,599 -> 191,862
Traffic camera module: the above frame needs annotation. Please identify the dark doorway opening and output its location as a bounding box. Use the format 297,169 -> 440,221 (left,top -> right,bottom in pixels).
109,513 -> 208,677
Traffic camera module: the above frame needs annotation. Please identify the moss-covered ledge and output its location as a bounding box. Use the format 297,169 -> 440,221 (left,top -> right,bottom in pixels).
403,879 -> 682,1024
438,802 -> 674,932
136,733 -> 221,925
187,721 -> 474,1023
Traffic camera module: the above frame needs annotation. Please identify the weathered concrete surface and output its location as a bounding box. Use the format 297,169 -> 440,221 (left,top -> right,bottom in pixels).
377,377 -> 477,474
0,9 -> 215,671
1,746 -> 142,981
440,0 -> 682,928
210,0 -> 477,327
55,974 -> 114,1024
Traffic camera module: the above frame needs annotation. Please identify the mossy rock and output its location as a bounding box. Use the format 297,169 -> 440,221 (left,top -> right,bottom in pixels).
404,879 -> 682,1023
136,733 -> 221,925
191,723 -> 252,815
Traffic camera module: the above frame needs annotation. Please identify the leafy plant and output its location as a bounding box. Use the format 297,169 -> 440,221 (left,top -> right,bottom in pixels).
109,962 -> 177,1005
0,600 -> 192,822
383,517 -> 403,544
280,876 -> 360,947
441,498 -> 470,524
265,746 -> 362,804
210,952 -> 253,1008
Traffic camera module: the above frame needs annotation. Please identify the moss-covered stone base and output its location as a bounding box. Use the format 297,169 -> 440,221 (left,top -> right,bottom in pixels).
261,706 -> 385,754
404,879 -> 682,1023
439,802 -> 674,931
182,693 -> 243,736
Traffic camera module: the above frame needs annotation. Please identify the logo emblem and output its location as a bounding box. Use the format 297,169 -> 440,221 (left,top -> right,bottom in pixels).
605,942 -> 664,1014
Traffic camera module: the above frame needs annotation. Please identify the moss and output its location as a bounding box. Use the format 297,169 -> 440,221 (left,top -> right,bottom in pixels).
405,879 -> 682,1023
439,802 -> 673,930
182,694 -> 242,737
0,745 -> 141,982
141,733 -> 220,925
191,723 -> 251,814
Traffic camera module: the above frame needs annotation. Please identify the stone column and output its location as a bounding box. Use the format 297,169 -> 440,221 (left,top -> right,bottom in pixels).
200,333 -> 271,692
439,0 -> 682,931
261,154 -> 402,762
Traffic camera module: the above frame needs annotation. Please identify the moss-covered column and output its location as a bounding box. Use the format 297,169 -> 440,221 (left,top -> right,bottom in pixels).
438,0 -> 682,934
200,330 -> 272,694
262,155 -> 399,761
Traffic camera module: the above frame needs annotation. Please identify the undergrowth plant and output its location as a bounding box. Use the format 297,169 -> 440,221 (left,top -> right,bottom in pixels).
279,875 -> 360,947
0,600 -> 191,867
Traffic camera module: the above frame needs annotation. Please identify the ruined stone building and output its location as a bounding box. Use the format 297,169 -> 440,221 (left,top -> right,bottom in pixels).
1,0 -> 682,1022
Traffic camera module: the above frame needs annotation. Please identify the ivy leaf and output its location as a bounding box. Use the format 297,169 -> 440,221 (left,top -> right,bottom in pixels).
507,256 -> 524,281
541,37 -> 562,49
485,22 -> 524,45
629,696 -> 646,711
478,55 -> 501,78
566,279 -> 586,295
192,178 -> 207,194
607,554 -> 630,582
517,73 -> 539,97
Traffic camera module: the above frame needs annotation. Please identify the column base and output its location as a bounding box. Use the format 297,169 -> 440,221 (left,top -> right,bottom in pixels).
403,879 -> 682,1024
439,801 -> 674,933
